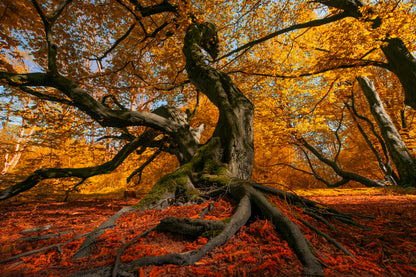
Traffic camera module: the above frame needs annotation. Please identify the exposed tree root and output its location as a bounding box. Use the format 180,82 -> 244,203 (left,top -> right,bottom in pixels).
71,192 -> 252,277
112,226 -> 156,277
3,180 -> 368,276
72,206 -> 136,259
297,217 -> 355,258
239,184 -> 324,275
251,181 -> 370,230
70,181 -> 374,276
156,217 -> 226,236
0,229 -> 93,264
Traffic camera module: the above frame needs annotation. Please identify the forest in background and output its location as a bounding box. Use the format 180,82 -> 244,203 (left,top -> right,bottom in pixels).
1,0 -> 415,200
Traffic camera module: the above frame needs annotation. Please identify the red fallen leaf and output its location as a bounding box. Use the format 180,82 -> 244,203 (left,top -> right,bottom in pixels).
226,264 -> 236,275
149,267 -> 166,277
197,237 -> 208,244
194,259 -> 209,265
240,255 -> 256,263
365,241 -> 378,248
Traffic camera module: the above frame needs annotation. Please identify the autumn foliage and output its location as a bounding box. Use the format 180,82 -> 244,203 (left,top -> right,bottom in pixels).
1,0 -> 416,276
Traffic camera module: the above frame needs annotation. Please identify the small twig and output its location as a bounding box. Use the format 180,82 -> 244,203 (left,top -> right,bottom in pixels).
298,217 -> 356,258
111,226 -> 155,277
199,200 -> 215,219
19,230 -> 73,242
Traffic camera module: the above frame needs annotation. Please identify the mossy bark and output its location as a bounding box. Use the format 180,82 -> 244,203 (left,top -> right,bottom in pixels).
134,138 -> 231,210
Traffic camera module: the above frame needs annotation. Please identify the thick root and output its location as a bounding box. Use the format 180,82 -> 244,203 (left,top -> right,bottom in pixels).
233,183 -> 324,276
71,192 -> 251,277
70,181 -> 373,277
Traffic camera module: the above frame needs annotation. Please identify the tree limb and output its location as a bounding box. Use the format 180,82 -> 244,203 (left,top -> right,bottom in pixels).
0,137 -> 143,200
219,12 -> 349,60
345,91 -> 398,185
90,22 -> 137,61
298,137 -> 386,187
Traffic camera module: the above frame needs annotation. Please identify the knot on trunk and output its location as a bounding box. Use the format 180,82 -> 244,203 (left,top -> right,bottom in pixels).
185,22 -> 219,60
153,105 -> 204,144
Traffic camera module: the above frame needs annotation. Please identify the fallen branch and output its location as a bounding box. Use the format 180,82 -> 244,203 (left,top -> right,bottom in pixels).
72,206 -> 136,259
21,224 -> 53,233
0,231 -> 90,264
19,230 -> 73,242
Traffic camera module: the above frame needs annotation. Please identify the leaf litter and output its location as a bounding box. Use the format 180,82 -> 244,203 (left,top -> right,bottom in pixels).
0,193 -> 415,276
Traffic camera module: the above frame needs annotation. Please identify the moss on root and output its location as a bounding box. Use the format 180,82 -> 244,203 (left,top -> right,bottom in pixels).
202,229 -> 223,238
133,139 -> 231,210
132,168 -> 192,209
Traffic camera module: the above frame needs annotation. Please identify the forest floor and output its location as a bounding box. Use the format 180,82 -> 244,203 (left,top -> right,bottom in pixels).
0,188 -> 416,276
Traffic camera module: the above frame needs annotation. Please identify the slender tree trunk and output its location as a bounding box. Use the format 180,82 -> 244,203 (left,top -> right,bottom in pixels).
357,77 -> 416,186
1,123 -> 35,175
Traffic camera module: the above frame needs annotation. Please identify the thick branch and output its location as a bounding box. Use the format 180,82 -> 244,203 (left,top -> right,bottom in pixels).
345,94 -> 398,185
0,71 -> 193,141
302,147 -> 351,188
31,0 -> 72,73
229,60 -> 390,79
315,0 -> 363,18
381,38 -> 416,110
299,137 -> 386,187
0,137 -> 143,200
19,86 -> 74,106
183,23 -> 254,178
3,71 -> 201,162
128,0 -> 177,17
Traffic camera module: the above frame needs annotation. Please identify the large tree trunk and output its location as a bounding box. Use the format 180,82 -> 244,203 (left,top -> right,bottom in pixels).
135,22 -> 255,209
183,23 -> 254,179
381,38 -> 416,110
357,77 -> 416,187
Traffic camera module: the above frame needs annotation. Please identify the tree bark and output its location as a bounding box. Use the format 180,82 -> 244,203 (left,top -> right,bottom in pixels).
381,38 -> 416,110
182,23 -> 254,179
357,77 -> 416,186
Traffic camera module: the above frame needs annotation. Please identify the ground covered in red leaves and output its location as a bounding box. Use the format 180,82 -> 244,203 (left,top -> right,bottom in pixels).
1,191 -> 416,276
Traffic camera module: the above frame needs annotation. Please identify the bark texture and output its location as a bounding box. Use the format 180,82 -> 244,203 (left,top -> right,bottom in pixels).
357,77 -> 416,187
381,38 -> 416,110
183,22 -> 254,179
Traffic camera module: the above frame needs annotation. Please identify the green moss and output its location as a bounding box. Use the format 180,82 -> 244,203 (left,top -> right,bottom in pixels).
202,229 -> 223,238
200,174 -> 231,186
221,217 -> 232,224
133,138 -> 232,209
132,168 -> 190,209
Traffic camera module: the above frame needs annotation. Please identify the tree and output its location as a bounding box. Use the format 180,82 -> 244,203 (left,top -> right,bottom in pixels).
0,0 -> 415,276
